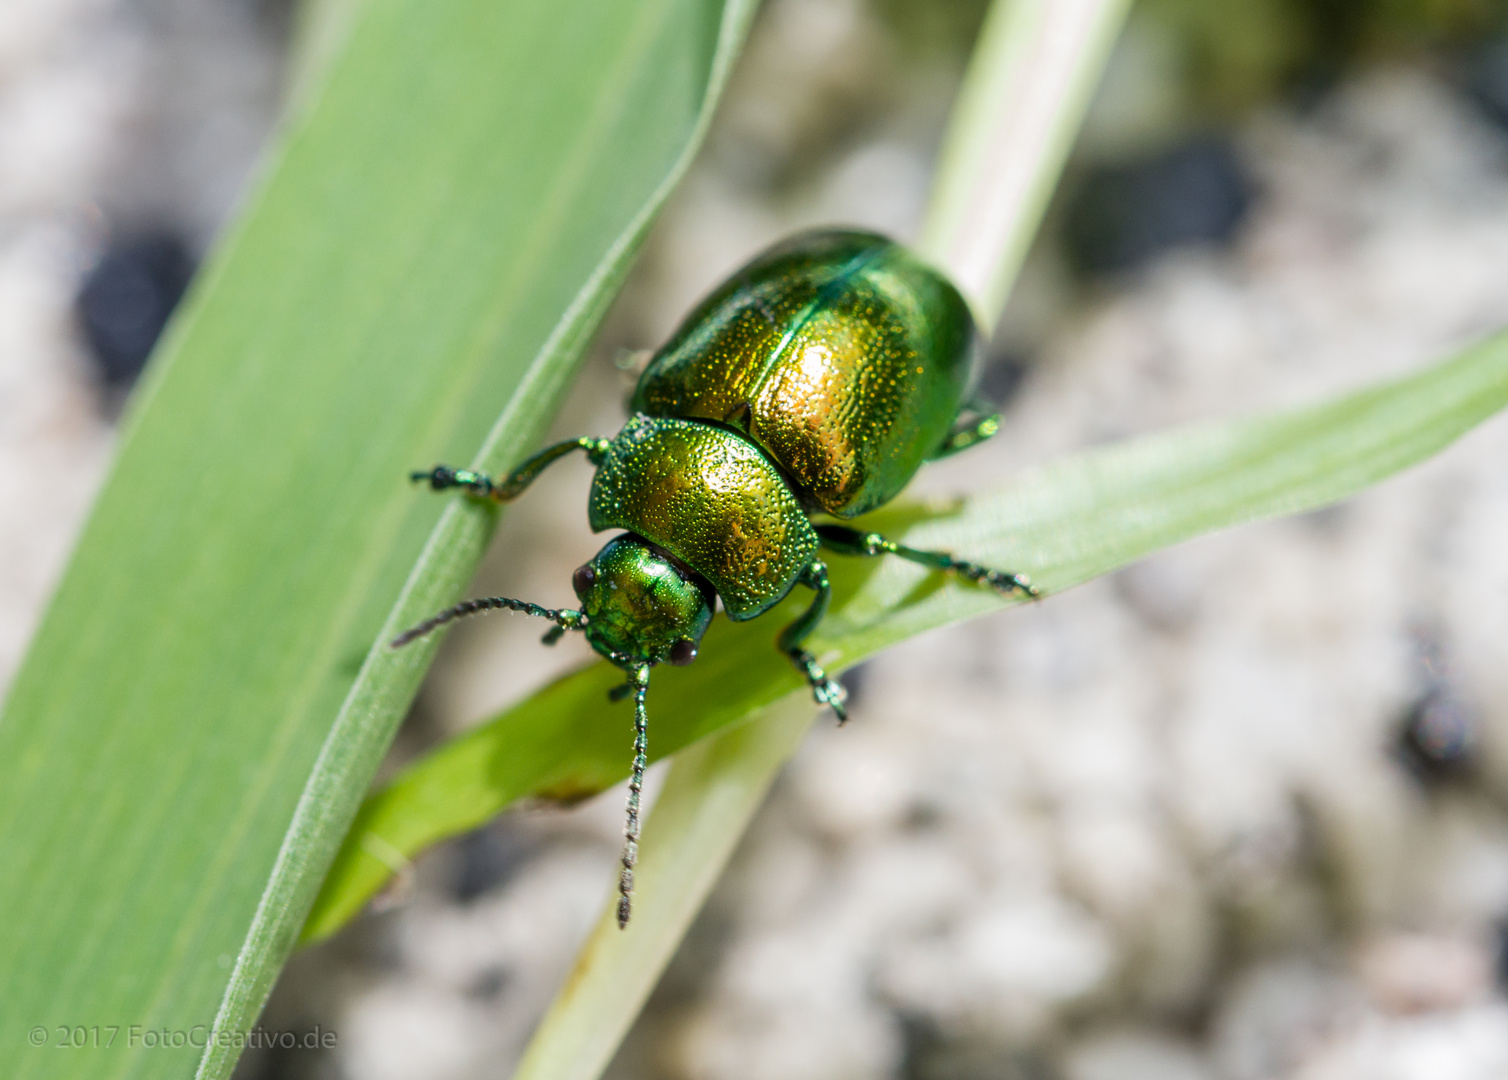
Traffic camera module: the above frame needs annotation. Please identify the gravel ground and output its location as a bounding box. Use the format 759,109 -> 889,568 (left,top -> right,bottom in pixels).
4,3 -> 1508,1080
0,0 -> 282,686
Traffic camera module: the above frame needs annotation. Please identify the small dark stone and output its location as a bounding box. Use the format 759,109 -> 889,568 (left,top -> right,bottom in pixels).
1465,39 -> 1508,132
978,352 -> 1029,410
838,660 -> 871,709
901,1012 -> 1059,1080
903,800 -> 943,832
1064,136 -> 1253,276
451,825 -> 534,903
227,1019 -> 334,1080
77,231 -> 196,389
1394,686 -> 1478,785
1495,918 -> 1508,991
466,966 -> 509,1001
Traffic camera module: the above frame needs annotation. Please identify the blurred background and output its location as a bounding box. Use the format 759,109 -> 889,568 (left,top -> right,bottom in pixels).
5,0 -> 1508,1077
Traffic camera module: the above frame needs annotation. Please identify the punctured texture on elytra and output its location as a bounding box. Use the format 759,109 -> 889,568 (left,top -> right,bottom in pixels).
633,230 -> 978,518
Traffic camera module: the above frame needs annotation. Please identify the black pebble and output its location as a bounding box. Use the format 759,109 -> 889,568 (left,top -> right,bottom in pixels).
1465,39 -> 1508,132
77,231 -> 196,389
1495,918 -> 1508,991
978,352 -> 1029,409
1064,136 -> 1253,276
1394,686 -> 1478,785
451,825 -> 534,903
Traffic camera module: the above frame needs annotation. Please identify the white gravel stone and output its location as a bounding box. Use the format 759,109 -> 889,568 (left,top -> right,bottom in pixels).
1063,1029 -> 1212,1080
0,0 -> 132,691
1290,1004 -> 1508,1080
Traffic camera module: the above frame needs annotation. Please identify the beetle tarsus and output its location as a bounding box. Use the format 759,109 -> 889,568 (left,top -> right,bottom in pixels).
952,560 -> 1039,599
411,464 -> 494,497
789,647 -> 848,724
932,400 -> 1002,459
410,464 -> 455,488
776,561 -> 846,721
814,524 -> 1039,600
608,681 -> 634,702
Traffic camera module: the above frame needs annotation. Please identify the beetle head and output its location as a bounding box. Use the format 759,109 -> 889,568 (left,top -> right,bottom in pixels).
573,535 -> 712,668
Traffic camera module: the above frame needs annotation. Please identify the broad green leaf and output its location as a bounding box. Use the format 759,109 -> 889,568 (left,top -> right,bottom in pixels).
306,327 -> 1508,942
0,2 -> 756,1079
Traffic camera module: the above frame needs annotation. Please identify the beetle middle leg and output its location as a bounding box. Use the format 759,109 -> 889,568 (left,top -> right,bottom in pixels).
412,436 -> 611,502
816,524 -> 1039,598
778,560 -> 849,724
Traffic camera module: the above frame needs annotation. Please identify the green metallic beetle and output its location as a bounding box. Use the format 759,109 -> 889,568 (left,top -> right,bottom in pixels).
394,230 -> 1037,926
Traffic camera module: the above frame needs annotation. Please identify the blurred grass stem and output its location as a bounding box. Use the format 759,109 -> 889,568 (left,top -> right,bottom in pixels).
919,0 -> 1133,326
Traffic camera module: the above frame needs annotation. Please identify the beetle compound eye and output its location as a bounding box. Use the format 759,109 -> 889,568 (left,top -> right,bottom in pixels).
669,639 -> 698,666
572,565 -> 596,595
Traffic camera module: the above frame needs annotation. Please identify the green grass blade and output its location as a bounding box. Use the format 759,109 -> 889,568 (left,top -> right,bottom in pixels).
306,328 -> 1508,941
919,0 -> 1132,326
0,2 -> 755,1078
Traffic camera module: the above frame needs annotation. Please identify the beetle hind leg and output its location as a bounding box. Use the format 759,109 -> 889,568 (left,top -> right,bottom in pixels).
817,524 -> 1039,598
777,560 -> 849,724
931,396 -> 1000,459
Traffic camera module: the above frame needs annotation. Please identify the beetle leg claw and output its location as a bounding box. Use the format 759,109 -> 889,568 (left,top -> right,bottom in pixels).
410,464 -> 496,497
815,524 -> 1039,600
790,648 -> 848,724
816,678 -> 850,725
410,464 -> 454,487
608,681 -> 635,703
940,558 -> 1037,600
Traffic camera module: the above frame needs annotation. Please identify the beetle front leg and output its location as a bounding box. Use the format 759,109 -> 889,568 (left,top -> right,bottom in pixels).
412,436 -> 611,503
816,524 -> 1040,598
777,559 -> 849,724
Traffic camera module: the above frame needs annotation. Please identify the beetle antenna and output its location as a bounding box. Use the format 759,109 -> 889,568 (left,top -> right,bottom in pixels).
617,664 -> 651,929
390,597 -> 584,648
